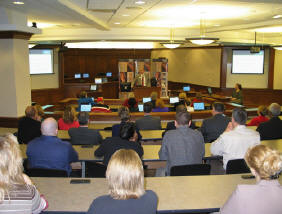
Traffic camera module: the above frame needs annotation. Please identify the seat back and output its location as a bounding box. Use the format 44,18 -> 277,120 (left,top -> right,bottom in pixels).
170,164 -> 211,176
85,161 -> 107,178
26,168 -> 68,177
226,159 -> 250,174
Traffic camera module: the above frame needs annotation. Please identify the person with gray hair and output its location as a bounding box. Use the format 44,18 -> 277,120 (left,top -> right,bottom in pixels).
69,112 -> 102,145
27,117 -> 78,175
211,108 -> 260,170
256,103 -> 282,140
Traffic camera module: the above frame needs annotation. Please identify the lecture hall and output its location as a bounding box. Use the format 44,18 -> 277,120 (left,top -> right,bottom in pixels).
0,0 -> 282,214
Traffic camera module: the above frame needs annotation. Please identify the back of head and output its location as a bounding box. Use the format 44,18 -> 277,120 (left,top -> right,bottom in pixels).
258,105 -> 268,116
25,106 -> 37,119
106,149 -> 144,199
128,92 -> 135,99
155,98 -> 165,109
0,134 -> 24,201
232,108 -> 247,125
41,117 -> 58,136
143,102 -> 153,113
195,92 -> 202,99
245,145 -> 282,180
236,83 -> 242,90
150,91 -> 158,101
128,98 -> 137,108
63,105 -> 75,124
178,92 -> 187,100
119,122 -> 136,140
34,104 -> 45,117
213,102 -> 225,113
176,104 -> 187,113
78,112 -> 89,125
268,103 -> 281,117
79,91 -> 87,98
118,106 -> 130,122
176,111 -> 191,126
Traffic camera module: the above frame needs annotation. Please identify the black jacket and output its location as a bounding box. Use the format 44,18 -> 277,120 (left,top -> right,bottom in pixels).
17,117 -> 41,144
256,117 -> 282,140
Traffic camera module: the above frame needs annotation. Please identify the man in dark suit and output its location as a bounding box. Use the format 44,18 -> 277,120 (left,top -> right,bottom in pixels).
135,102 -> 161,130
18,106 -> 41,144
256,103 -> 282,140
68,112 -> 102,145
199,102 -> 230,143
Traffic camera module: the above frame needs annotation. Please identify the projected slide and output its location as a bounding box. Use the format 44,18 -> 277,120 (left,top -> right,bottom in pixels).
29,49 -> 53,74
232,50 -> 264,74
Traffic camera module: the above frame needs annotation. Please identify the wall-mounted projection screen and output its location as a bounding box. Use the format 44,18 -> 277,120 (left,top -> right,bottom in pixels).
232,50 -> 264,74
29,49 -> 54,74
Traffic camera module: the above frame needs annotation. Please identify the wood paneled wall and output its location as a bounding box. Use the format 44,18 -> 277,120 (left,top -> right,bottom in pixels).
31,88 -> 64,106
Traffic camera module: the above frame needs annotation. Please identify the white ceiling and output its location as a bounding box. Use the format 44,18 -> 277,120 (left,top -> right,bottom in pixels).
2,0 -> 282,45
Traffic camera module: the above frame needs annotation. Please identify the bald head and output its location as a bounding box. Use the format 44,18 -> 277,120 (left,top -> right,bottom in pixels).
41,117 -> 58,136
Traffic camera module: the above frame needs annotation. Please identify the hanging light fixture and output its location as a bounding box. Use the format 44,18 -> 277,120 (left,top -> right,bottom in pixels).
186,16 -> 219,45
160,28 -> 184,49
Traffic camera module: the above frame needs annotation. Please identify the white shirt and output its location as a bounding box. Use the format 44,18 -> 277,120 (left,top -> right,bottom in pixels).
210,125 -> 260,169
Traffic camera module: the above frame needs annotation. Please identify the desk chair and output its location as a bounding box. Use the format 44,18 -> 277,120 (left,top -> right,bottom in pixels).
170,164 -> 211,176
226,159 -> 250,174
85,161 -> 107,178
26,168 -> 68,177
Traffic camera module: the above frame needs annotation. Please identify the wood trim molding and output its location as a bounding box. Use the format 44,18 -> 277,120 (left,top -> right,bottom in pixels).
268,48 -> 275,89
0,31 -> 33,40
220,47 -> 227,88
0,116 -> 20,128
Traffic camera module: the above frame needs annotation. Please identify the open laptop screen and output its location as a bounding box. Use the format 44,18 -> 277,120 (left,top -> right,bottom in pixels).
194,102 -> 205,111
143,97 -> 151,103
90,85 -> 97,91
138,104 -> 144,112
183,86 -> 190,92
170,97 -> 179,104
80,104 -> 92,112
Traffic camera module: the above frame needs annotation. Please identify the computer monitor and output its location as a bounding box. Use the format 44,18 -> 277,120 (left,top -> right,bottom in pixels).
102,78 -> 108,83
83,73 -> 89,78
74,73 -> 81,79
95,78 -> 102,84
207,87 -> 212,95
169,97 -> 179,104
183,86 -> 190,92
80,104 -> 92,112
143,97 -> 151,103
106,72 -> 112,77
120,82 -> 131,92
90,85 -> 97,91
138,104 -> 144,112
194,102 -> 205,111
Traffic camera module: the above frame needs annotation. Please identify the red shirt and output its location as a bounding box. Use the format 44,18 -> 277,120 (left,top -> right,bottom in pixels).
247,115 -> 269,126
58,118 -> 79,130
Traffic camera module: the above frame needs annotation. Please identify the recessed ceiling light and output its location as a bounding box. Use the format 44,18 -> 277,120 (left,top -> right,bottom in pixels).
114,22 -> 121,25
122,14 -> 130,17
13,1 -> 24,4
273,15 -> 282,19
135,1 -> 145,5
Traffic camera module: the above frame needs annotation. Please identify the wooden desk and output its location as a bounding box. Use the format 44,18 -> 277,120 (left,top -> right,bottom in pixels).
0,127 -> 17,135
89,122 -> 169,130
32,175 -> 282,213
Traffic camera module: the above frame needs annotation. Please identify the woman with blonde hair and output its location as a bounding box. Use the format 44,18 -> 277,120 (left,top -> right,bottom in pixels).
58,105 -> 79,130
0,133 -> 48,213
87,149 -> 158,214
150,91 -> 158,108
220,145 -> 282,214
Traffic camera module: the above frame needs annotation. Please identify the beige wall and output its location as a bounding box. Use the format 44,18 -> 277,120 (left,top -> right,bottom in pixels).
274,50 -> 282,90
30,48 -> 59,89
151,48 -> 221,87
226,48 -> 269,89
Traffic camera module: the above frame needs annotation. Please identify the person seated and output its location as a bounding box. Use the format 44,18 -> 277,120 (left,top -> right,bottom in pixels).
152,98 -> 169,112
135,102 -> 161,130
191,92 -> 203,107
92,97 -> 111,113
175,92 -> 193,112
150,91 -> 158,108
199,102 -> 230,143
123,92 -> 138,109
247,105 -> 269,126
128,97 -> 139,112
231,83 -> 243,105
211,108 -> 260,170
220,145 -> 282,214
69,112 -> 102,145
95,122 -> 144,166
256,103 -> 282,140
34,104 -> 45,121
18,106 -> 41,144
78,91 -> 95,111
159,111 -> 205,176
112,107 -> 142,141
58,105 -> 79,130
87,149 -> 158,214
0,133 -> 48,213
27,117 -> 78,175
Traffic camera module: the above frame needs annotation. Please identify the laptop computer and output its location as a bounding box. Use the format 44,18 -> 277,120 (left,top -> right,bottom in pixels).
80,104 -> 92,112
183,86 -> 190,92
193,102 -> 205,111
90,84 -> 97,91
138,104 -> 144,112
143,97 -> 151,103
169,97 -> 179,104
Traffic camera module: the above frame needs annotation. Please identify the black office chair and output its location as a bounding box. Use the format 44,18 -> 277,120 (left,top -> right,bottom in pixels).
170,164 -> 211,176
26,168 -> 68,177
85,161 -> 107,178
226,159 -> 250,174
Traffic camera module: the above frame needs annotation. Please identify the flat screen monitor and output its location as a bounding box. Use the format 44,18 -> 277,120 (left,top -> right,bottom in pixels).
120,82 -> 131,92
102,78 -> 108,83
207,87 -> 212,95
83,73 -> 89,78
80,104 -> 92,112
170,97 -> 179,104
194,102 -> 205,111
74,74 -> 81,79
95,78 -> 102,84
143,97 -> 151,103
90,85 -> 97,91
183,86 -> 190,92
138,104 -> 144,112
106,72 -> 112,77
